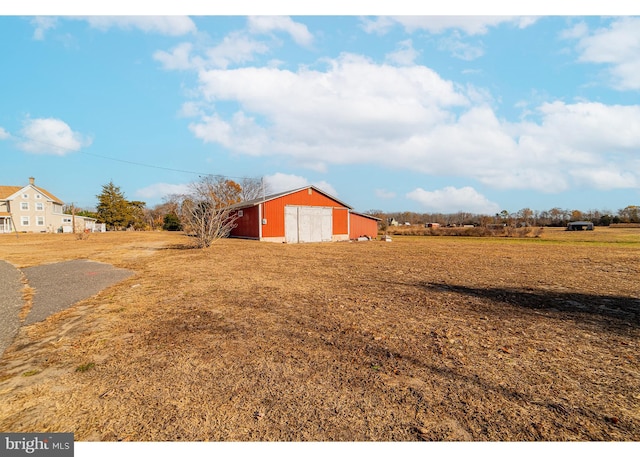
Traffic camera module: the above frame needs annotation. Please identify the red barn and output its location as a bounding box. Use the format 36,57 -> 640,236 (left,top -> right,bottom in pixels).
228,186 -> 378,243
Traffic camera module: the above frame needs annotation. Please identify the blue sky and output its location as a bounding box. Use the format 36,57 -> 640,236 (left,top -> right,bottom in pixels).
1,3 -> 640,216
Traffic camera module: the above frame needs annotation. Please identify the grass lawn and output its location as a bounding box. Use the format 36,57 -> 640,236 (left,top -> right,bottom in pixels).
0,229 -> 638,441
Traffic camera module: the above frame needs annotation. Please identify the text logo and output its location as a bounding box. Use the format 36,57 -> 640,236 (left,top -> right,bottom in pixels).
1,433 -> 73,456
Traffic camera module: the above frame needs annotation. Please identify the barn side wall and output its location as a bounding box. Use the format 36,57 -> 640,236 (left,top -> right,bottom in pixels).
349,213 -> 379,239
230,205 -> 260,239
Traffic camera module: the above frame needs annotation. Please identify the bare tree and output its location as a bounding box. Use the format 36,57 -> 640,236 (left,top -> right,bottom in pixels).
170,176 -> 243,248
239,177 -> 272,201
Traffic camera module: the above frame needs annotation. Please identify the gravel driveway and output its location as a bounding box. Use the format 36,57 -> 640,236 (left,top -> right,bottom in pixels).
0,260 -> 23,357
0,259 -> 133,356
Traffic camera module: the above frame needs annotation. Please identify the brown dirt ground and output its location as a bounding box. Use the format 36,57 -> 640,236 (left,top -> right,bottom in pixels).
0,229 -> 638,441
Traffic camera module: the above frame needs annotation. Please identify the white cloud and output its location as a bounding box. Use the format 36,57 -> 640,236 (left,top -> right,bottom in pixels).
569,167 -> 638,190
154,42 -> 202,71
568,17 -> 640,90
84,16 -> 196,36
362,16 -> 538,36
177,53 -> 640,193
264,173 -> 309,193
264,173 -> 337,196
437,33 -> 485,61
178,101 -> 205,118
193,53 -> 467,158
154,32 -> 272,71
135,183 -> 191,199
407,186 -> 500,214
385,40 -> 419,66
154,17 -> 310,72
312,181 -> 338,196
31,17 -> 58,40
362,16 -> 536,61
189,112 -> 268,155
375,189 -> 396,199
560,22 -> 589,40
247,16 -> 313,47
359,16 -> 396,35
31,16 -> 197,38
18,118 -> 91,155
526,101 -> 640,154
204,32 -> 270,69
0,127 -> 10,140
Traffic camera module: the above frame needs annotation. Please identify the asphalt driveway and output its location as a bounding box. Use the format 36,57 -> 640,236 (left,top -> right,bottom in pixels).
0,259 -> 133,356
0,260 -> 23,358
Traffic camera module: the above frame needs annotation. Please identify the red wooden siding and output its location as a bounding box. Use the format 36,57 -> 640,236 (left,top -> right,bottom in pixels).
230,205 -> 260,238
262,188 -> 349,238
349,213 -> 379,239
332,208 -> 349,236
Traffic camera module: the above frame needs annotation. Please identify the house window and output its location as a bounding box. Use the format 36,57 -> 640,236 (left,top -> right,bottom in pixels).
21,216 -> 30,226
36,202 -> 44,211
22,193 -> 29,199
21,202 -> 29,210
238,210 -> 244,217
35,194 -> 41,199
36,216 -> 45,226
62,218 -> 72,223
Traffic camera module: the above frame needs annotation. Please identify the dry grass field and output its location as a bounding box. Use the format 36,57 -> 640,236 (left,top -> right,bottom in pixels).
0,228 -> 638,441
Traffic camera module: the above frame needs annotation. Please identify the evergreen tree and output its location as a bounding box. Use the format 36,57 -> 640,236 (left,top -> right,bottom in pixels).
162,213 -> 182,231
96,181 -> 132,230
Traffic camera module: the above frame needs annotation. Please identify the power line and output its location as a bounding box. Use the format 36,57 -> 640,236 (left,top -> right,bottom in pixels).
10,134 -> 259,182
79,149 -> 211,176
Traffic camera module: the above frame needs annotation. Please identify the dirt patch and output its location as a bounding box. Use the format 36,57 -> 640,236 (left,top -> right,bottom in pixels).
0,230 -> 638,441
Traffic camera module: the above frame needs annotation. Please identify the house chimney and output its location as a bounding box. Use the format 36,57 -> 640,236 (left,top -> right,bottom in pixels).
29,177 -> 35,185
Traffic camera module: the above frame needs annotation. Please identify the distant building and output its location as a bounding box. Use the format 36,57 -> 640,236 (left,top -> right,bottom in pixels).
0,177 -> 100,234
566,221 -> 594,231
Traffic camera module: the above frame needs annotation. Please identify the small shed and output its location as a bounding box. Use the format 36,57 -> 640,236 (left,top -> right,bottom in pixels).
567,221 -> 594,231
349,212 -> 380,240
229,186 -> 354,243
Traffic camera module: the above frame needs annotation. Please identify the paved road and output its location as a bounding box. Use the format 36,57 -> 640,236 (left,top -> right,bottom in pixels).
0,259 -> 133,356
0,260 -> 23,357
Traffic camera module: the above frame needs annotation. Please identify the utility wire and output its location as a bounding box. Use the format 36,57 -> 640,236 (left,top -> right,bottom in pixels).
9,134 -> 258,182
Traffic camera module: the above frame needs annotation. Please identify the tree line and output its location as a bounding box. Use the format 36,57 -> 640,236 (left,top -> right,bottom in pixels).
84,176 -> 268,247
79,178 -> 638,245
367,205 -> 640,230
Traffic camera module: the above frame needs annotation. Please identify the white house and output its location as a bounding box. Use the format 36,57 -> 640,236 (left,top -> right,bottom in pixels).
0,177 -> 100,234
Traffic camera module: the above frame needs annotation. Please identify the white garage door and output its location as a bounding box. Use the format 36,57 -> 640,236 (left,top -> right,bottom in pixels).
285,206 -> 333,243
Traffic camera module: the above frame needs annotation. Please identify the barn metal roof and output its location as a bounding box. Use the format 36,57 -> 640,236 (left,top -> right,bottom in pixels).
350,211 -> 382,221
228,185 -> 353,210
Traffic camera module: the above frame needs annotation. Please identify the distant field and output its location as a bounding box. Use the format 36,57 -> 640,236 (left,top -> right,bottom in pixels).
0,229 -> 638,441
387,224 -> 640,244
